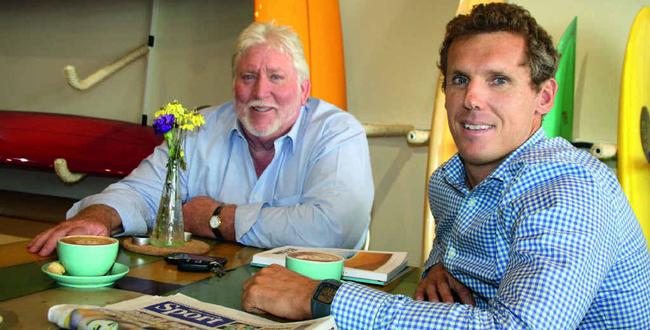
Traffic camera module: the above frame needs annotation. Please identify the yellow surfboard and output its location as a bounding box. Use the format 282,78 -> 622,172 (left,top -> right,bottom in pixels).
618,7 -> 650,242
421,0 -> 506,264
254,0 -> 347,110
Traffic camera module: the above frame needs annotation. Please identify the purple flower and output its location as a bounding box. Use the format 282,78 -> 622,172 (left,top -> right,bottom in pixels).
153,114 -> 175,135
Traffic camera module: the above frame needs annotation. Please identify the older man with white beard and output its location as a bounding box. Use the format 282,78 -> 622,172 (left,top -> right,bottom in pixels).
28,22 -> 374,256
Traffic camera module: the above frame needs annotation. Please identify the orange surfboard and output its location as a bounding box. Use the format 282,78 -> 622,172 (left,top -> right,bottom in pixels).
254,0 -> 347,110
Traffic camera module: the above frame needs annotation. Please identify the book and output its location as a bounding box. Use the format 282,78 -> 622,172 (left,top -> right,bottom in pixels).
48,293 -> 335,330
251,246 -> 409,286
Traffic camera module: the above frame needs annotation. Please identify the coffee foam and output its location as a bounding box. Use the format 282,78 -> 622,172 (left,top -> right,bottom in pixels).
287,251 -> 343,262
60,236 -> 116,246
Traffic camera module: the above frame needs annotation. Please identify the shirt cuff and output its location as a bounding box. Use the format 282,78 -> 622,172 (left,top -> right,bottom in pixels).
233,202 -> 265,242
422,246 -> 444,276
330,282 -> 390,328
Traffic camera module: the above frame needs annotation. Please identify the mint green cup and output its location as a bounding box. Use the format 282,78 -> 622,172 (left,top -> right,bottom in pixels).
57,235 -> 119,276
286,251 -> 344,280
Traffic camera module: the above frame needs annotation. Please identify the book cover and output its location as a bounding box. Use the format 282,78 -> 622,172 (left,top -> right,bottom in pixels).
251,246 -> 409,285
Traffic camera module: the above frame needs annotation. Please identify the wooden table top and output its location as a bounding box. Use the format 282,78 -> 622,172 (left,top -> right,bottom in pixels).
0,218 -> 421,328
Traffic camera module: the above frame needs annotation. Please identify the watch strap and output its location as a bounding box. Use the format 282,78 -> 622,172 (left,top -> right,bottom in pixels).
211,205 -> 224,240
311,279 -> 341,319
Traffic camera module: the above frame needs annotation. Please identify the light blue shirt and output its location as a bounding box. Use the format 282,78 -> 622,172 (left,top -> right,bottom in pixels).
331,129 -> 650,329
68,98 -> 374,249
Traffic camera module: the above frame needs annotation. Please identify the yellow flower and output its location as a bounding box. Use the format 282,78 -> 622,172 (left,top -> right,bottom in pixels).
154,101 -> 205,132
152,100 -> 205,169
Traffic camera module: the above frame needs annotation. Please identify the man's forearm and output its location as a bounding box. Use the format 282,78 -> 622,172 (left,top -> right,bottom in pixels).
75,204 -> 123,234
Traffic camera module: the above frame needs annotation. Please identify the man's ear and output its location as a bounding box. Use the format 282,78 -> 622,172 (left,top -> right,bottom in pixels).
300,79 -> 311,105
536,78 -> 558,116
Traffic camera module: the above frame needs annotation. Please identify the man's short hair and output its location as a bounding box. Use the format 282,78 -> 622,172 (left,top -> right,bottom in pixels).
439,3 -> 559,91
232,22 -> 310,85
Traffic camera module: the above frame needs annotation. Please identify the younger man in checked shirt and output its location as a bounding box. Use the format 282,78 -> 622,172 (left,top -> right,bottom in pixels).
242,3 -> 650,328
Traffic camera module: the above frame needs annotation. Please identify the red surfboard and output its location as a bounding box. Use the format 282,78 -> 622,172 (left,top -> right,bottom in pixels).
0,111 -> 162,177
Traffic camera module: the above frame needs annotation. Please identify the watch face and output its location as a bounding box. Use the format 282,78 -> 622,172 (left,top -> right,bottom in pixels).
317,286 -> 337,304
209,215 -> 221,229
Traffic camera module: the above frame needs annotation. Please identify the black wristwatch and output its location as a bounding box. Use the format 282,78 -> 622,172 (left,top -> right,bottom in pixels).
209,205 -> 223,240
311,279 -> 341,319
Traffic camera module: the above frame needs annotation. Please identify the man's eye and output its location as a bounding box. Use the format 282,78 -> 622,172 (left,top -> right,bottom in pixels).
493,76 -> 508,85
450,75 -> 468,85
241,74 -> 256,81
270,74 -> 284,81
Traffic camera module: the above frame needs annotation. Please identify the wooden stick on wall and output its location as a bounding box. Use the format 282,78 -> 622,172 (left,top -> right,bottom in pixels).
64,44 -> 149,91
362,123 -> 430,144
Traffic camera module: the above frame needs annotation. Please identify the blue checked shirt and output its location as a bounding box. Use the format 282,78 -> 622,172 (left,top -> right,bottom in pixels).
331,129 -> 650,329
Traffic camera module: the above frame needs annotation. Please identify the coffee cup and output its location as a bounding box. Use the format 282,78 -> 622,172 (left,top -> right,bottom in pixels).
286,251 -> 344,280
57,235 -> 119,276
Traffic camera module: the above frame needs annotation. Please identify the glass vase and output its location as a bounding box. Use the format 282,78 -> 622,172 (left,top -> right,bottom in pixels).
150,142 -> 185,248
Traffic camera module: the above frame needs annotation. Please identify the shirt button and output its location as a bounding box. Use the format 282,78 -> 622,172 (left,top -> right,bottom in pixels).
447,246 -> 457,259
467,198 -> 477,207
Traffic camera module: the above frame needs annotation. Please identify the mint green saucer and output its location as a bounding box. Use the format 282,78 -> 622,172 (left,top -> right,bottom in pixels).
41,262 -> 129,288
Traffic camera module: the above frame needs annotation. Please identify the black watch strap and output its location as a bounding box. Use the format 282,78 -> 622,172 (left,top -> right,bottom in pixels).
211,206 -> 224,240
311,279 -> 341,319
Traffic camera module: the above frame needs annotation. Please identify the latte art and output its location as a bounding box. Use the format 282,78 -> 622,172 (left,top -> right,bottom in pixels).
60,236 -> 115,246
288,251 -> 342,262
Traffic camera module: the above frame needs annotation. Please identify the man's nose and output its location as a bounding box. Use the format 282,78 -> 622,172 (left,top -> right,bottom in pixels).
253,76 -> 270,99
463,82 -> 485,111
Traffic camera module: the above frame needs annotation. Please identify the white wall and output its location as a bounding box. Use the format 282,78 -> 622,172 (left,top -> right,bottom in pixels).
339,0 -> 455,264
0,0 -> 149,122
0,0 -> 251,121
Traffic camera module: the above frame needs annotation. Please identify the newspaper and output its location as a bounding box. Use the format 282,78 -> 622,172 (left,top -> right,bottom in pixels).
48,293 -> 336,330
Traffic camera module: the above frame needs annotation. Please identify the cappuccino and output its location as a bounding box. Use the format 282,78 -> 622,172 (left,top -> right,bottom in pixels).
57,235 -> 119,276
287,251 -> 343,262
60,236 -> 115,246
286,251 -> 344,280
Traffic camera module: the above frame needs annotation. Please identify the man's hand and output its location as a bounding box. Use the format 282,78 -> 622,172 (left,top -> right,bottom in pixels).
27,204 -> 119,257
415,263 -> 475,305
182,196 -> 236,241
242,264 -> 319,320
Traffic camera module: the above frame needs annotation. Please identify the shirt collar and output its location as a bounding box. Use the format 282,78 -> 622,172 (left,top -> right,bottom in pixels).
275,103 -> 308,154
441,127 -> 547,190
489,127 -> 546,182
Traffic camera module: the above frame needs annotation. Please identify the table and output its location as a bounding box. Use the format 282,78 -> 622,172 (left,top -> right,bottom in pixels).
0,217 -> 422,328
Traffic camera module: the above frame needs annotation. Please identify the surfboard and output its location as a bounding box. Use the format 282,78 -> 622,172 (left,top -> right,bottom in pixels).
421,0 -> 506,263
542,17 -> 576,140
0,111 -> 162,177
254,0 -> 347,110
617,7 -> 650,242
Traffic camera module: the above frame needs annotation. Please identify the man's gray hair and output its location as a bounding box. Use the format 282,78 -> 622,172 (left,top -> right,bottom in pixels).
232,22 -> 310,85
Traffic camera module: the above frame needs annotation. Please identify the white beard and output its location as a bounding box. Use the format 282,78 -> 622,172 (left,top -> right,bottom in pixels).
236,100 -> 283,138
239,114 -> 282,138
